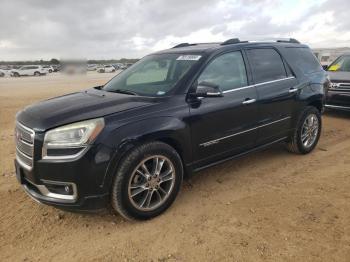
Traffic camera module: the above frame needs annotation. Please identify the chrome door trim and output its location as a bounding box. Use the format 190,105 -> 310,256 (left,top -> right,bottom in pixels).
222,77 -> 295,94
199,116 -> 291,147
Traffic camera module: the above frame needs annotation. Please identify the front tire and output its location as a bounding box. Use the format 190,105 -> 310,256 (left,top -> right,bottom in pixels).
286,106 -> 321,154
111,142 -> 183,220
34,71 -> 40,76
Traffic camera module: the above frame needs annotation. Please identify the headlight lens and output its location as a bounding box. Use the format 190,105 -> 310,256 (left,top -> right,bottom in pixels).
43,118 -> 104,158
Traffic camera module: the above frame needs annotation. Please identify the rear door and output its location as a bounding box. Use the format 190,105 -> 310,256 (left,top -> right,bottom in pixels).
20,66 -> 29,76
31,66 -> 39,75
245,48 -> 298,145
189,51 -> 259,167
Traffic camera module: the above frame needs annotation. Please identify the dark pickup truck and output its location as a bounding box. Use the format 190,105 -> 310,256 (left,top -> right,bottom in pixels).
326,54 -> 350,111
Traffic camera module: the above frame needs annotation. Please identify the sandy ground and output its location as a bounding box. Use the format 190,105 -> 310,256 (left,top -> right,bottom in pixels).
1,72 -> 350,262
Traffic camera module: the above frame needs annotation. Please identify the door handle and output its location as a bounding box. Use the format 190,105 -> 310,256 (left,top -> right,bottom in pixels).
242,98 -> 256,105
289,87 -> 298,93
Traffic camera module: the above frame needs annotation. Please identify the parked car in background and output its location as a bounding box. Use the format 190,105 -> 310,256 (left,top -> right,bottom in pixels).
87,64 -> 97,71
119,63 -> 126,69
11,65 -> 47,77
0,66 -> 12,77
112,64 -> 120,70
14,38 -> 327,220
51,65 -> 59,72
325,54 -> 350,111
112,63 -> 126,70
42,65 -> 54,73
97,65 -> 116,73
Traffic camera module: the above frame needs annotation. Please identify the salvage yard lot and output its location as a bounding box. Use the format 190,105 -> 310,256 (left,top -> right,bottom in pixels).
1,72 -> 350,261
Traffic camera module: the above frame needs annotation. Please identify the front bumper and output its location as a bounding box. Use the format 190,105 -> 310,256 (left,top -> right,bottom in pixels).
15,143 -> 115,211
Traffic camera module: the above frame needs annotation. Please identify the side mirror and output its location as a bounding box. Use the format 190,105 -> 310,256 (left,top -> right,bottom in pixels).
190,81 -> 223,98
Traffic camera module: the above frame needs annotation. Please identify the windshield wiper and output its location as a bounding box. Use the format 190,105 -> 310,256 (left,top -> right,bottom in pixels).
109,89 -> 138,96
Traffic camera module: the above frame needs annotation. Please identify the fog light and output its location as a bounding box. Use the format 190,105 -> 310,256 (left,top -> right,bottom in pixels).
45,183 -> 73,195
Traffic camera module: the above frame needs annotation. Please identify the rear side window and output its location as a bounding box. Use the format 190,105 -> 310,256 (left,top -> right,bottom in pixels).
246,48 -> 287,84
286,47 -> 322,74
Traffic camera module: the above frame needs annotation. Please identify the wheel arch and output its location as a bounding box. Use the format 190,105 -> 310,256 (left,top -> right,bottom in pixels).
100,116 -> 192,188
308,99 -> 324,113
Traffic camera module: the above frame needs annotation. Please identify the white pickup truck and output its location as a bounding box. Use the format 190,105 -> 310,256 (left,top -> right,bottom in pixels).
11,65 -> 47,77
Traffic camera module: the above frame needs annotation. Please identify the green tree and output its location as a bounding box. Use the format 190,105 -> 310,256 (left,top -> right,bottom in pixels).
50,58 -> 60,64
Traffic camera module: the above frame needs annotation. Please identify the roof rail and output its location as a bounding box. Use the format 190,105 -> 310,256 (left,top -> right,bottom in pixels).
221,38 -> 242,45
276,38 -> 300,44
172,43 -> 193,48
172,42 -> 222,48
220,37 -> 300,45
172,38 -> 301,49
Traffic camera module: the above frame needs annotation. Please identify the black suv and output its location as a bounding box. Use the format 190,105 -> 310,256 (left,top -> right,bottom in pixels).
325,54 -> 350,110
15,38 -> 328,220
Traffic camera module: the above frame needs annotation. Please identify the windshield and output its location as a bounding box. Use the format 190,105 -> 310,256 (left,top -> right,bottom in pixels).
328,55 -> 350,72
103,53 -> 201,96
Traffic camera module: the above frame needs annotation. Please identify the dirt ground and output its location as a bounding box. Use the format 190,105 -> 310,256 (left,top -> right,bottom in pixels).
1,72 -> 350,262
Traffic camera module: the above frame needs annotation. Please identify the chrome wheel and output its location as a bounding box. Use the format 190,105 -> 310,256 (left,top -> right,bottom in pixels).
301,113 -> 319,148
128,155 -> 175,211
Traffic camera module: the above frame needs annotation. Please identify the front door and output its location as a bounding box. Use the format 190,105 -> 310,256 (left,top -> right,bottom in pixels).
188,51 -> 259,168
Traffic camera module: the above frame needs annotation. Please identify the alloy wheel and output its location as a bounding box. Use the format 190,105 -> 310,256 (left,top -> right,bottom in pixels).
301,113 -> 319,148
128,155 -> 175,211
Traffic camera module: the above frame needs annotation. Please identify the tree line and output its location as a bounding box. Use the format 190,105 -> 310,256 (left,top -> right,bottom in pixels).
0,58 -> 139,65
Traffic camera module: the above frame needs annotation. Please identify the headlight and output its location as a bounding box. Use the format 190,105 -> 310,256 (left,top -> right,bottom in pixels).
43,118 -> 105,159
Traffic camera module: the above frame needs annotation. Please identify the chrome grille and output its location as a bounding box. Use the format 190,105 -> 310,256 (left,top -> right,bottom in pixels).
330,82 -> 350,92
15,122 -> 34,170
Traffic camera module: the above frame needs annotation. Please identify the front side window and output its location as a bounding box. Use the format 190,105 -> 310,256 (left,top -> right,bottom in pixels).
328,55 -> 350,72
197,51 -> 247,91
103,54 -> 201,96
246,48 -> 287,84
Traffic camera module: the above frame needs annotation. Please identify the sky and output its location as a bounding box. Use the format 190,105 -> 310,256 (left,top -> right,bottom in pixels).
0,0 -> 349,61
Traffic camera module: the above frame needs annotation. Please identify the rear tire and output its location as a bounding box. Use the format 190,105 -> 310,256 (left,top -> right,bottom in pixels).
111,141 -> 183,220
34,71 -> 40,76
13,72 -> 20,77
286,106 -> 321,154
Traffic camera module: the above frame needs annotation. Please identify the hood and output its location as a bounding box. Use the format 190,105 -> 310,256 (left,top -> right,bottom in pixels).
17,88 -> 156,131
327,71 -> 350,83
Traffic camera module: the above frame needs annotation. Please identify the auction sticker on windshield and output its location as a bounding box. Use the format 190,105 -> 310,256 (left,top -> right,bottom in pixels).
176,55 -> 202,61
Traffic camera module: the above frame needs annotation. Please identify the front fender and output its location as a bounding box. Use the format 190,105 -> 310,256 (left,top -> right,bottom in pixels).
98,116 -> 192,188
